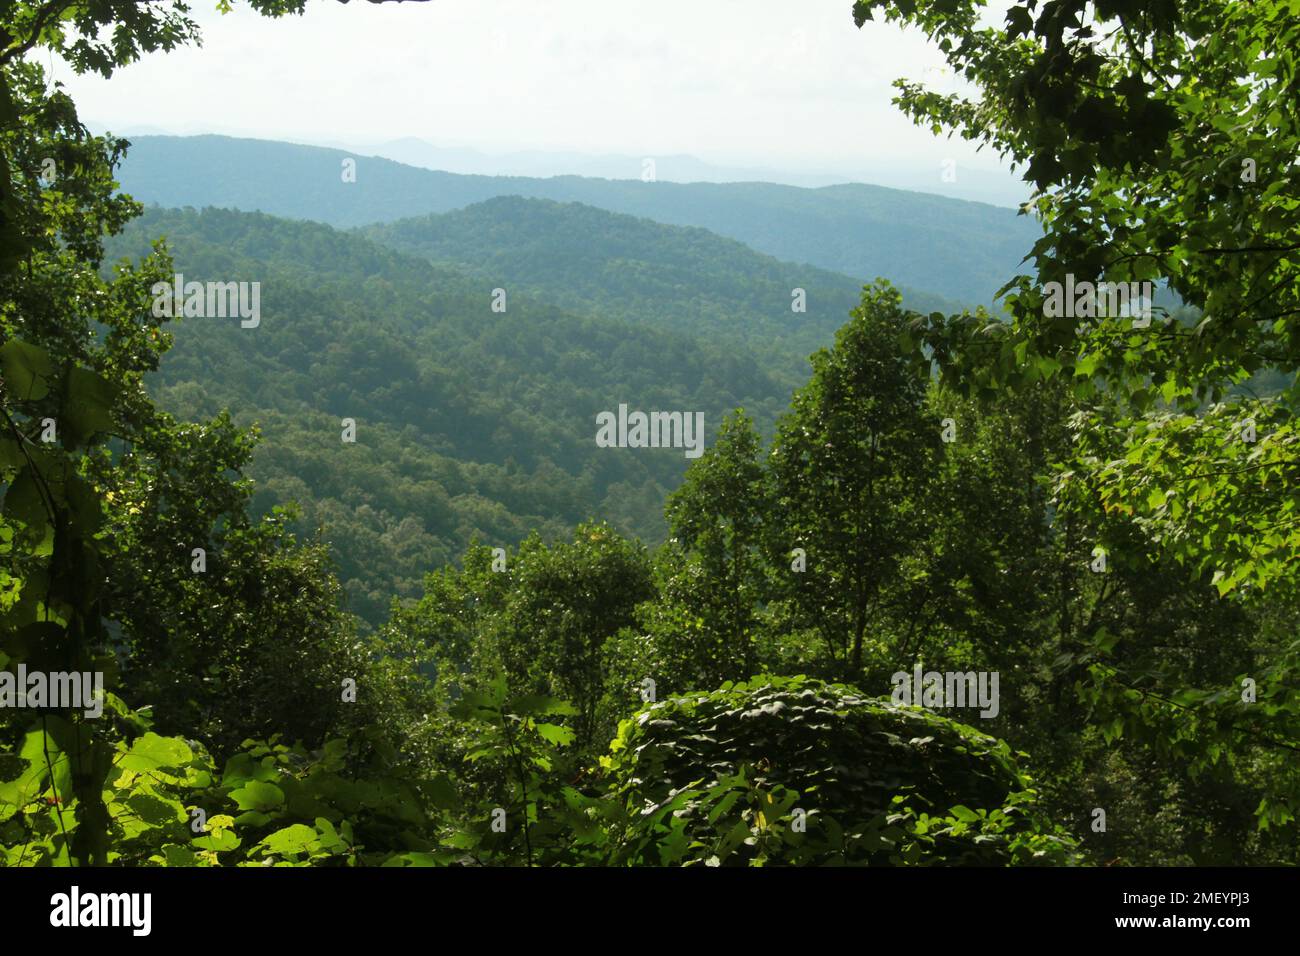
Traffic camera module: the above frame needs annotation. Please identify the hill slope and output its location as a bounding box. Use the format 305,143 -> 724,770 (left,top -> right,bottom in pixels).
361,196 -> 961,365
104,207 -> 811,625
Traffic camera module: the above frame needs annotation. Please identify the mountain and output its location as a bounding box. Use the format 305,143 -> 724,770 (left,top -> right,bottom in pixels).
112,134 -> 1039,304
357,138 -> 774,185
103,206 -> 824,626
85,122 -> 1031,203
361,196 -> 962,370
352,138 -> 1031,205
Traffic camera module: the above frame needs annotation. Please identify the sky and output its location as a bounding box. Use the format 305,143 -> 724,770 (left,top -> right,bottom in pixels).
46,0 -> 1026,202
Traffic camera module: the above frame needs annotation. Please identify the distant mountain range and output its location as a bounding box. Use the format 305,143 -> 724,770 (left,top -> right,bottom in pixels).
87,123 -> 1031,205
112,134 -> 1040,304
342,136 -> 1033,207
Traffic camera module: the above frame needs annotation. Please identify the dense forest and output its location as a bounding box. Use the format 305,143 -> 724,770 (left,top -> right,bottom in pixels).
1,0 -> 1298,875
96,202 -> 961,624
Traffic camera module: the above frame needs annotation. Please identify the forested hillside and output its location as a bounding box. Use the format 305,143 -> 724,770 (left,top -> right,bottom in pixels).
362,196 -> 962,363
99,198 -> 964,625
104,206 -> 836,623
113,134 -> 1038,303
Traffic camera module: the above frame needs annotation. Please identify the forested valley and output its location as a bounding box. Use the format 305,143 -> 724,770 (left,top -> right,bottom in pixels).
1,0 -> 1298,876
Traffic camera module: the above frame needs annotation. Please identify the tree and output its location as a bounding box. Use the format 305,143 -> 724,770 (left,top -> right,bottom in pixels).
854,0 -> 1300,832
480,524 -> 653,750
0,0 -> 423,865
658,409 -> 770,681
0,52 -> 182,865
767,280 -> 938,677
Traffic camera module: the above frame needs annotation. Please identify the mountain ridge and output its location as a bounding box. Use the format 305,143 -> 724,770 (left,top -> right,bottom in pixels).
113,134 -> 1039,303
360,195 -> 963,365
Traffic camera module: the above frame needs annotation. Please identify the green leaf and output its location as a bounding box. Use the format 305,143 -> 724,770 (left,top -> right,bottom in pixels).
0,339 -> 54,401
192,829 -> 239,853
949,805 -> 980,823
229,779 -> 285,813
60,366 -> 119,448
426,773 -> 459,811
258,823 -> 317,856
2,467 -> 52,556
0,437 -> 23,472
535,722 -> 575,747
117,733 -> 194,774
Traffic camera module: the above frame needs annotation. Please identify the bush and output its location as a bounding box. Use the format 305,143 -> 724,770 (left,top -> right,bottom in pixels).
597,674 -> 1079,865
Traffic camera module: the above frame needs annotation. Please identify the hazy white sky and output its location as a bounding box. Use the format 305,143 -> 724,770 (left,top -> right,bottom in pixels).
49,0 -> 1017,186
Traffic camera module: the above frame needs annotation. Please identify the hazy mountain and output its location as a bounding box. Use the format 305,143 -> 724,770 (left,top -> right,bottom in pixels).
86,120 -> 1030,204
113,134 -> 1039,304
351,137 -> 1029,205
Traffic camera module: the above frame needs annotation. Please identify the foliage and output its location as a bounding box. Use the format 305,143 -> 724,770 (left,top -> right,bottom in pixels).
3,0 -> 1295,872
597,675 -> 1079,865
855,0 -> 1300,836
1,718 -> 434,867
437,676 -> 594,866
652,409 -> 770,684
102,206 -> 798,625
767,281 -> 938,675
364,195 -> 957,370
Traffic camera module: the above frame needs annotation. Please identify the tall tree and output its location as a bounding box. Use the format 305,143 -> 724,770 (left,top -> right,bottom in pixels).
660,409 -> 769,681
0,0 -> 414,864
767,281 -> 937,677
